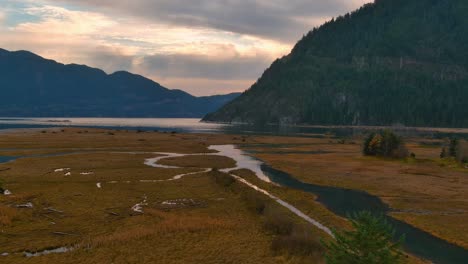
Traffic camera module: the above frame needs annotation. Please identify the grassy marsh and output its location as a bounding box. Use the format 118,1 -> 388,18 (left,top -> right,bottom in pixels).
0,128 -> 466,263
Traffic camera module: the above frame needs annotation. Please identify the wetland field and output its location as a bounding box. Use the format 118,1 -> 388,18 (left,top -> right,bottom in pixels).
0,127 -> 467,263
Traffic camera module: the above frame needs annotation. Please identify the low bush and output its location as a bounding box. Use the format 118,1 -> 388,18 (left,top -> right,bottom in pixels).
262,204 -> 323,258
243,191 -> 268,215
449,138 -> 458,157
271,226 -> 323,257
457,140 -> 468,164
441,138 -> 468,164
210,170 -> 324,259
211,169 -> 235,187
263,205 -> 294,235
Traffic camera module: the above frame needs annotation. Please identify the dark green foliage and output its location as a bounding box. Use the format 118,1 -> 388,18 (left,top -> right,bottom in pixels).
449,138 -> 459,157
204,0 -> 468,127
441,138 -> 468,163
323,212 -> 405,264
363,130 -> 408,158
440,138 -> 468,164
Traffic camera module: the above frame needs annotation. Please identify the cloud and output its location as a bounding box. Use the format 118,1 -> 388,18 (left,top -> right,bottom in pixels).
156,78 -> 253,96
0,10 -> 5,25
17,5 -> 116,35
135,44 -> 273,80
0,0 -> 373,95
1,3 -> 285,86
47,0 -> 372,43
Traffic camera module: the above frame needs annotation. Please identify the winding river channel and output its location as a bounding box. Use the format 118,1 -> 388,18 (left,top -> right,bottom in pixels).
260,165 -> 468,264
142,145 -> 468,264
1,145 -> 467,263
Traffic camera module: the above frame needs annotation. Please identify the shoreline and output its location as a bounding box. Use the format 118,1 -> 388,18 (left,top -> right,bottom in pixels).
201,120 -> 468,134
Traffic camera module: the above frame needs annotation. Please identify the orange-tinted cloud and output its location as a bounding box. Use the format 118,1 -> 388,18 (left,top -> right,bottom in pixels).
0,0 -> 372,95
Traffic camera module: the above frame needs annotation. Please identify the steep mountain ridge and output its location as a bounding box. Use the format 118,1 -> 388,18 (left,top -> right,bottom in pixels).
0,48 -> 239,117
204,0 -> 468,127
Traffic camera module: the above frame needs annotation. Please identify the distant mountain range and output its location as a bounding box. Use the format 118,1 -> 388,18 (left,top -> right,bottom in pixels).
204,0 -> 468,127
0,48 -> 240,117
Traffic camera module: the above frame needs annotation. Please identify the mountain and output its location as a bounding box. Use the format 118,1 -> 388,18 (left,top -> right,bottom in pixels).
204,0 -> 468,127
0,48 -> 240,117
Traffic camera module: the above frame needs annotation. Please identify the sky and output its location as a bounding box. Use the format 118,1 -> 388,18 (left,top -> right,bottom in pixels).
0,0 -> 372,96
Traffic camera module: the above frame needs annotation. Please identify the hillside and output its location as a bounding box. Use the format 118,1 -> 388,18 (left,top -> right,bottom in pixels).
203,0 -> 468,127
0,49 -> 239,117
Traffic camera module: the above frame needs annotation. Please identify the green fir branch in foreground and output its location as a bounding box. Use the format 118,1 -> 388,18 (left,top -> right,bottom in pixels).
323,211 -> 405,264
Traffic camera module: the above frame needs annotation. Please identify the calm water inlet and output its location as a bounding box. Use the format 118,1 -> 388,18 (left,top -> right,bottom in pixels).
261,165 -> 468,264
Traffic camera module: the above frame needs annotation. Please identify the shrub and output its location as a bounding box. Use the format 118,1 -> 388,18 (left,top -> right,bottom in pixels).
263,205 -> 294,235
323,212 -> 405,264
440,147 -> 447,158
441,138 -> 468,164
271,226 -> 323,257
264,205 -> 323,257
456,140 -> 468,164
363,132 -> 376,156
243,191 -> 267,215
211,169 -> 235,187
363,130 -> 408,158
449,138 -> 459,157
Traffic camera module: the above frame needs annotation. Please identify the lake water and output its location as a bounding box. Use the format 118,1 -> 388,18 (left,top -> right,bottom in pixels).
0,118 -> 225,133
1,118 -> 467,138
0,156 -> 17,164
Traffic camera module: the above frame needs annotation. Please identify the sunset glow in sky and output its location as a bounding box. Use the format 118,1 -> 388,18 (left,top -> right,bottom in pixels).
0,0 -> 372,95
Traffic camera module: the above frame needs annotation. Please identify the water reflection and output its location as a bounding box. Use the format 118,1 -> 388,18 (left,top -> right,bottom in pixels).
0,118 -> 467,138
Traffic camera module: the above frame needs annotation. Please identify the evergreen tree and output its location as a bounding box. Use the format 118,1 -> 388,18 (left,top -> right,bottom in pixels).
449,138 -> 459,157
363,130 -> 407,158
324,212 -> 405,264
362,132 -> 376,155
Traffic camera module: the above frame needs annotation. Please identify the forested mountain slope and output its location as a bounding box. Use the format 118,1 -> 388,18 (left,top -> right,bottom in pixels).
204,0 -> 468,127
0,49 -> 239,117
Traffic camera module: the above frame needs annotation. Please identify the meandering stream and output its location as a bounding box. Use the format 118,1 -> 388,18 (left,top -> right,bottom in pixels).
2,145 -> 467,263
260,165 -> 468,264
142,145 -> 468,264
